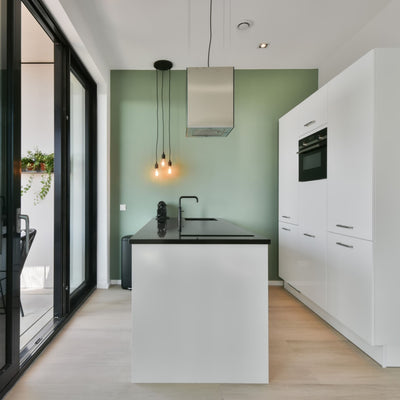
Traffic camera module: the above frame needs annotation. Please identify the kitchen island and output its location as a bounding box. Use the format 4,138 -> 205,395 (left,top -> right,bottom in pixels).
130,218 -> 270,383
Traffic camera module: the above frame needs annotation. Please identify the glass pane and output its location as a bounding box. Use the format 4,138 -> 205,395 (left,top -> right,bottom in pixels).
303,151 -> 321,171
0,0 -> 7,370
70,73 -> 86,293
20,2 -> 55,349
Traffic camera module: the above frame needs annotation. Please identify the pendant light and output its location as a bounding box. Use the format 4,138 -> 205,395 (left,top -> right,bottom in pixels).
153,60 -> 173,177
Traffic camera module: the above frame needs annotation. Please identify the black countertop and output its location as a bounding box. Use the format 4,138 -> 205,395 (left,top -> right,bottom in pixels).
130,218 -> 270,245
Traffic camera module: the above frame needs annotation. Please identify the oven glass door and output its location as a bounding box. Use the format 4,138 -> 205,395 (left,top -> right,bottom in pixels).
299,145 -> 327,181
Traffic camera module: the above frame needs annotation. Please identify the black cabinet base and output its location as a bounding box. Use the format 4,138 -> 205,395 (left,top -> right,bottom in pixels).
121,235 -> 133,290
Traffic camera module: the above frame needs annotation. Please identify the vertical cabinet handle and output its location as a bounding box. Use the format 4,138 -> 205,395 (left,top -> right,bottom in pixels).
336,242 -> 354,249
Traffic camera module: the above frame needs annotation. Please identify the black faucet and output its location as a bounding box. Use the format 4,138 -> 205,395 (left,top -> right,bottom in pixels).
178,196 -> 199,233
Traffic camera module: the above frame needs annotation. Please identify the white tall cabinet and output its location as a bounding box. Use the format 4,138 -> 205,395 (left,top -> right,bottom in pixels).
279,86 -> 327,310
279,48 -> 400,367
327,51 -> 374,241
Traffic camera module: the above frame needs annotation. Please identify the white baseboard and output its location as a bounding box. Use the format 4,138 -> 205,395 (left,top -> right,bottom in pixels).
106,280 -> 283,287
283,282 -> 388,367
108,280 -> 281,289
268,280 -> 283,286
96,279 -> 110,289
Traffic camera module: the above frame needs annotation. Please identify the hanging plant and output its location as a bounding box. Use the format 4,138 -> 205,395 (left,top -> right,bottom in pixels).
21,175 -> 34,196
34,174 -> 52,205
21,149 -> 54,204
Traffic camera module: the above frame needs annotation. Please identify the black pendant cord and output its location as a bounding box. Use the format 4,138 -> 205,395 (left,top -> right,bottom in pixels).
155,70 -> 159,164
207,0 -> 213,67
161,70 -> 165,158
168,69 -> 171,162
153,59 -> 173,171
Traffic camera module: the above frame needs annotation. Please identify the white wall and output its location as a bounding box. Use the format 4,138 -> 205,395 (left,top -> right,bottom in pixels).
318,0 -> 400,86
21,64 -> 55,289
42,0 -> 111,289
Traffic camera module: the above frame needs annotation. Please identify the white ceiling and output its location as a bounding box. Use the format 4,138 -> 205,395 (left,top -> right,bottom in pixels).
56,0 -> 391,70
21,3 -> 53,62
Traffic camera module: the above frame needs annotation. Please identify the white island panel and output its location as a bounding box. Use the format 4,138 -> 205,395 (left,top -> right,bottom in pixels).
131,244 -> 269,383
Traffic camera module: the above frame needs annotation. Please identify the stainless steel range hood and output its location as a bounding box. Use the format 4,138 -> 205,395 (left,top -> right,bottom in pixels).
186,67 -> 234,137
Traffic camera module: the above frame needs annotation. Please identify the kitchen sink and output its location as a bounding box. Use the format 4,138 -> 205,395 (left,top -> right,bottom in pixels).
184,218 -> 217,221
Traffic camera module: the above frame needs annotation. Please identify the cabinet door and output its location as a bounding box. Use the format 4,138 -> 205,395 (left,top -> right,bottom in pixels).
327,233 -> 373,344
327,52 -> 374,240
297,86 -> 327,137
298,180 -> 327,233
278,222 -> 299,286
279,114 -> 298,224
296,229 -> 327,309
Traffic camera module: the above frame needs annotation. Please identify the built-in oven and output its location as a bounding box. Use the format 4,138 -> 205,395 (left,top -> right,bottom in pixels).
298,127 -> 327,182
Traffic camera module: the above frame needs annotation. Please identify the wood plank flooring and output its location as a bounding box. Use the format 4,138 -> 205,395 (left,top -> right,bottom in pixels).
5,286 -> 400,399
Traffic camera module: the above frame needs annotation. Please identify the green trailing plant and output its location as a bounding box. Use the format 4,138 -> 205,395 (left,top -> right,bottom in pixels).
34,173 -> 52,205
21,175 -> 34,196
21,149 -> 55,204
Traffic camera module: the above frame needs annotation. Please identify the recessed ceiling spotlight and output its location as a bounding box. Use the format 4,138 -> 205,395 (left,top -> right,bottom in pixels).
237,20 -> 253,31
258,42 -> 269,49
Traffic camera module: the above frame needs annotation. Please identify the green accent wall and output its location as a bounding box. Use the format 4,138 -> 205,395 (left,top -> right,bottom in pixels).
110,69 -> 318,280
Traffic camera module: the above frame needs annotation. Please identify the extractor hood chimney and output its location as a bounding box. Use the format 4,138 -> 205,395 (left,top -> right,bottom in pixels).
186,67 -> 234,137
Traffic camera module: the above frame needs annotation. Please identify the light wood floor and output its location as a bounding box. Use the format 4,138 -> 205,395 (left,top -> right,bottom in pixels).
5,286 -> 400,399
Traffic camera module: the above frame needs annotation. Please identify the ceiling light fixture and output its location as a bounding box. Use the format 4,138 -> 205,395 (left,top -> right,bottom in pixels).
237,20 -> 253,31
258,42 -> 269,49
154,59 -> 173,177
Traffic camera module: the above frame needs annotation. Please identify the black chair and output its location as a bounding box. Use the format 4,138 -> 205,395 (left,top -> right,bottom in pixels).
19,228 -> 37,317
0,228 -> 36,316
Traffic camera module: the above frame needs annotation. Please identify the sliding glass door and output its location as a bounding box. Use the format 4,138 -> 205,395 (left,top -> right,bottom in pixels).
69,72 -> 86,293
0,0 -> 8,372
0,0 -> 97,394
0,0 -> 21,390
68,58 -> 97,307
20,1 -> 55,351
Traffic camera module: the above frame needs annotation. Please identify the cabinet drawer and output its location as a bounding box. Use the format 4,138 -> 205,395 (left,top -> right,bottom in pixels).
327,233 -> 373,344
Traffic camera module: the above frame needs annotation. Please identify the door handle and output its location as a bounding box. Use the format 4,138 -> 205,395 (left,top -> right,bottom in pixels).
18,214 -> 30,254
296,143 -> 323,154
